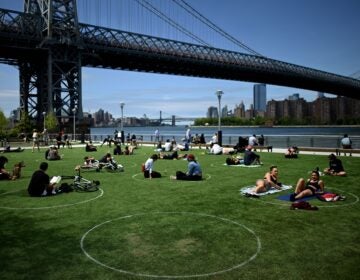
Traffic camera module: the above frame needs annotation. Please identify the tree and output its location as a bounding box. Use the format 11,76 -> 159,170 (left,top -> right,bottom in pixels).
0,110 -> 8,138
14,110 -> 32,135
45,112 -> 58,132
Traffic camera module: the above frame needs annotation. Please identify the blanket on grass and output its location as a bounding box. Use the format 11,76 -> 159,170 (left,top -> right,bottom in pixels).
277,193 -> 316,202
278,192 -> 345,202
240,184 -> 292,196
224,163 -> 262,167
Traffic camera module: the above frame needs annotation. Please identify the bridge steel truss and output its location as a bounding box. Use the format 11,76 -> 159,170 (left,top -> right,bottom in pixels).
0,1 -> 360,124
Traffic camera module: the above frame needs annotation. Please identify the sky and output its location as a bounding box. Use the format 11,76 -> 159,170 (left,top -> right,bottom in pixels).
0,0 -> 360,120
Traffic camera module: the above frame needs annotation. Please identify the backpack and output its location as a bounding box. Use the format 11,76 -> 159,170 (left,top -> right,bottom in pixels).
141,163 -> 145,172
317,193 -> 345,202
290,201 -> 318,210
58,182 -> 74,193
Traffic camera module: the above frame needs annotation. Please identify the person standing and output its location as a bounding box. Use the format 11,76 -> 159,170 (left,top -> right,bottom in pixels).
32,129 -> 40,152
185,127 -> 191,143
28,162 -> 57,196
144,154 -> 161,179
341,134 -> 352,156
154,129 -> 160,142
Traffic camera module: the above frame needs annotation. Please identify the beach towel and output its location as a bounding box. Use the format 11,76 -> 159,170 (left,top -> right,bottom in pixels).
224,163 -> 262,168
277,193 -> 316,202
240,184 -> 292,196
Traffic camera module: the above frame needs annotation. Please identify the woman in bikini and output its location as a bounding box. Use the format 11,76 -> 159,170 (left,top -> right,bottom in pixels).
253,165 -> 282,193
290,170 -> 324,201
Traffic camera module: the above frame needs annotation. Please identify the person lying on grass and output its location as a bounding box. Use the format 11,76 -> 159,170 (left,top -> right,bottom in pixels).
170,154 -> 202,181
324,154 -> 346,176
253,165 -> 282,193
290,170 -> 324,201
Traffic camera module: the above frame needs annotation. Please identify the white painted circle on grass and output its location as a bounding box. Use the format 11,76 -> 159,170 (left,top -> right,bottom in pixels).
80,212 -> 261,278
0,188 -> 104,210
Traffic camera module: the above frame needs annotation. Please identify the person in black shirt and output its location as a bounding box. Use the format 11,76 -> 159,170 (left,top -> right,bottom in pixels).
324,154 -> 346,176
28,162 -> 57,196
243,146 -> 261,165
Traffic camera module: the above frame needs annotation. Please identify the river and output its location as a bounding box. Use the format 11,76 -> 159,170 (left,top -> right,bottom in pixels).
90,126 -> 360,148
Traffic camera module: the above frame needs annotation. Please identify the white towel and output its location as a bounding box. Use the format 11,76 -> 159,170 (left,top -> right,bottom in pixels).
240,184 -> 292,196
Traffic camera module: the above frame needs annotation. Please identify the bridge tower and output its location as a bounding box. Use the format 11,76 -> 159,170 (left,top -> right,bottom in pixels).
20,0 -> 82,124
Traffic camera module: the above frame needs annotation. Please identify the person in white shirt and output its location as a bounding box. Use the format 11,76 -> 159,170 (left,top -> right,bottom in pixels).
185,128 -> 191,143
248,134 -> 258,146
341,134 -> 352,156
209,143 -> 223,155
144,154 -> 161,179
164,139 -> 172,152
210,132 -> 218,144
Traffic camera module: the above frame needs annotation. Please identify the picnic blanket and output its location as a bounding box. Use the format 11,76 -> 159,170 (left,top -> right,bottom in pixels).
278,192 -> 345,202
277,193 -> 316,202
240,184 -> 292,196
224,163 -> 262,168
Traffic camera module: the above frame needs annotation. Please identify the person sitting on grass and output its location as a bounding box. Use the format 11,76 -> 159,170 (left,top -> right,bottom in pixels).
0,156 -> 16,180
143,154 -> 161,179
290,170 -> 324,201
324,154 -> 346,176
113,144 -> 122,155
85,141 -> 97,152
285,146 -> 298,158
170,154 -> 202,181
46,146 -> 61,160
243,145 -> 261,165
123,145 -> 135,155
253,165 -> 282,193
27,162 -> 58,196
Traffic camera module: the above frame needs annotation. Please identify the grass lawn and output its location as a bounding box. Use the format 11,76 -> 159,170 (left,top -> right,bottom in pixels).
1,144 -> 359,279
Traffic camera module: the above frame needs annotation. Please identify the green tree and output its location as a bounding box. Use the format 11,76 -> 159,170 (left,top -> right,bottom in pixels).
0,110 -> 8,138
45,112 -> 58,132
14,110 -> 32,135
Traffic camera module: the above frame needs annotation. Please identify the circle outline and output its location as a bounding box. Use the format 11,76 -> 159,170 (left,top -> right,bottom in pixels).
80,211 -> 261,278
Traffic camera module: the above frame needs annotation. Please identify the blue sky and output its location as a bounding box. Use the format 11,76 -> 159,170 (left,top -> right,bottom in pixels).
0,0 -> 359,119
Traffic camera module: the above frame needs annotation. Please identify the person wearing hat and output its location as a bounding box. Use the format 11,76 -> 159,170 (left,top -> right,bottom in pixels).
170,154 -> 202,181
324,154 -> 346,176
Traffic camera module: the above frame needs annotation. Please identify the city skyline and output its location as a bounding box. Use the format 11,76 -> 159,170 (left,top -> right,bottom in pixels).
0,0 -> 359,120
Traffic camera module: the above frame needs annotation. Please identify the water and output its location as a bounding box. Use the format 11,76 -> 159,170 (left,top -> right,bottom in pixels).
90,126 -> 360,148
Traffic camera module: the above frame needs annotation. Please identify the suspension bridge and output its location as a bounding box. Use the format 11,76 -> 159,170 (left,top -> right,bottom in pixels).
0,0 -> 359,126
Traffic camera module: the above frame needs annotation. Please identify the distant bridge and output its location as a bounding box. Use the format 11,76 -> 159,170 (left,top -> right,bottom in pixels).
0,0 -> 359,125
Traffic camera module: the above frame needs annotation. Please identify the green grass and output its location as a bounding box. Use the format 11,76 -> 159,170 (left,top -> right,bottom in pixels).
1,145 -> 360,279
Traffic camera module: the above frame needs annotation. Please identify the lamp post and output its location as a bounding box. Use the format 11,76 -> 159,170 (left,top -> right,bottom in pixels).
120,102 -> 125,143
215,90 -> 224,146
72,106 -> 77,142
42,111 -> 46,130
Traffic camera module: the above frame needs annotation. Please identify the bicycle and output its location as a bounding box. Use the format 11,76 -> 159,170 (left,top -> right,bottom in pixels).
61,168 -> 100,192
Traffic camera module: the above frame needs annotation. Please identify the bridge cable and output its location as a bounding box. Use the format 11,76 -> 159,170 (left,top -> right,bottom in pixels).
172,0 -> 264,56
134,0 -> 211,47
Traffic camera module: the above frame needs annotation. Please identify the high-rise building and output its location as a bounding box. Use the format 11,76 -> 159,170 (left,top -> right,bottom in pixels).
253,84 -> 267,111
206,106 -> 218,118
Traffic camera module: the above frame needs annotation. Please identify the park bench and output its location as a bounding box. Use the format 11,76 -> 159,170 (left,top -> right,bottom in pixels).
253,145 -> 273,152
298,147 -> 360,156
